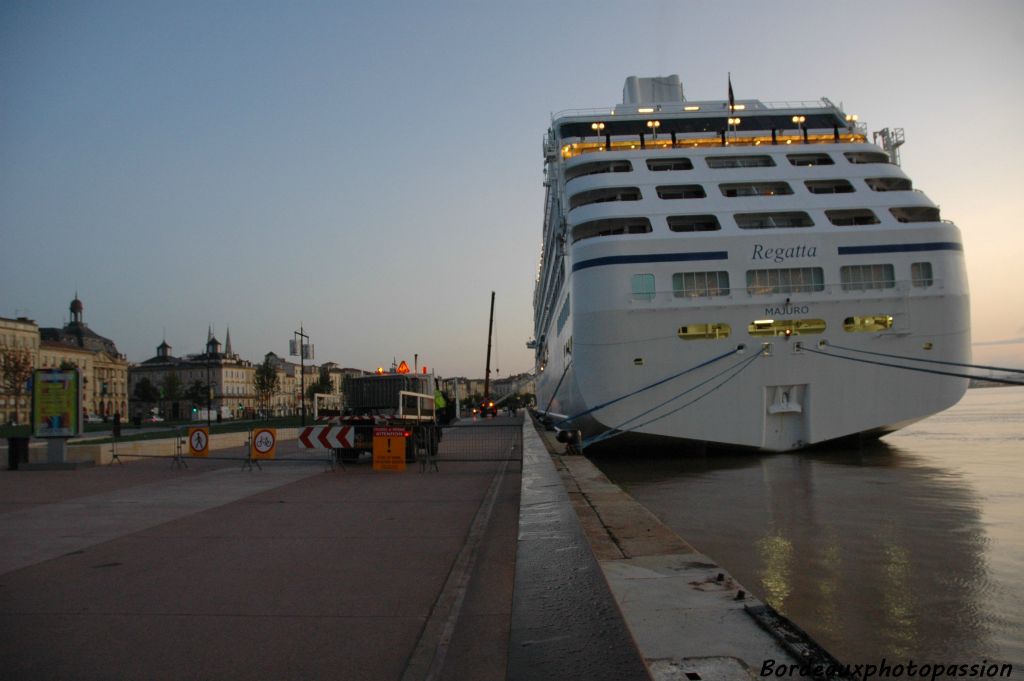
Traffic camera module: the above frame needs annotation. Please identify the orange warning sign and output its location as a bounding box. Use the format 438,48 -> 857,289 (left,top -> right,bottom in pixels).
373,426 -> 406,471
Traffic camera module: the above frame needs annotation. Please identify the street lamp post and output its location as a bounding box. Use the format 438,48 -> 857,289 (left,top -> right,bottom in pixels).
292,326 -> 310,426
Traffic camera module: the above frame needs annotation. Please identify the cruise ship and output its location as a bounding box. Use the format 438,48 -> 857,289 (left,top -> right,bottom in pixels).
531,75 -> 970,452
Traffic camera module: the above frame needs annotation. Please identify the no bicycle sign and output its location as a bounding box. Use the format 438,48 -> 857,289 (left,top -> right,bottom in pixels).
251,428 -> 277,460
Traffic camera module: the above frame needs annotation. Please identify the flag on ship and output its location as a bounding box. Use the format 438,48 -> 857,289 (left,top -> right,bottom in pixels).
728,73 -> 735,111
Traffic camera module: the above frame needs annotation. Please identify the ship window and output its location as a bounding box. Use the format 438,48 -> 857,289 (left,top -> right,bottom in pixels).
843,315 -> 894,332
564,160 -> 633,182
840,264 -> 896,291
746,268 -> 825,294
720,182 -> 793,198
826,209 -> 879,226
844,151 -> 890,164
787,153 -> 834,166
747,318 -> 826,337
672,271 -> 731,297
657,184 -> 707,200
911,262 -> 934,287
865,177 -> 912,192
805,179 -> 854,194
678,323 -> 731,340
557,295 -> 571,334
571,217 -> 652,243
631,273 -> 655,301
735,212 -> 813,229
667,215 -> 721,232
706,155 -> 775,169
569,187 -> 641,210
890,206 -> 940,223
647,158 -> 693,171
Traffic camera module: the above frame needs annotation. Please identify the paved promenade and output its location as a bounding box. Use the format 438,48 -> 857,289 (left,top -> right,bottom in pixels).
0,429 -> 521,681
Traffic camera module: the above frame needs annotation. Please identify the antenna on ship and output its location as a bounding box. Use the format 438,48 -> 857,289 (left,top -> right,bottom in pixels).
873,127 -> 905,166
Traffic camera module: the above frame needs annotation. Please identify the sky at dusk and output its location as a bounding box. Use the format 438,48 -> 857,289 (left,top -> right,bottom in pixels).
3,0 -> 1023,377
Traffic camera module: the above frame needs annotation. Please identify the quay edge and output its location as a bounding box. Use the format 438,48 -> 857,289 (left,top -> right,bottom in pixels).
522,414 -> 855,680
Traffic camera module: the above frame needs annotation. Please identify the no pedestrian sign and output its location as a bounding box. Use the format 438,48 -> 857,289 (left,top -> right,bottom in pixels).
188,427 -> 209,457
251,428 -> 277,460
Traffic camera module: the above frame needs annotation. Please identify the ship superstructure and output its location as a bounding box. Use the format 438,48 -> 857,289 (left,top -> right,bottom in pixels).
532,75 -> 970,452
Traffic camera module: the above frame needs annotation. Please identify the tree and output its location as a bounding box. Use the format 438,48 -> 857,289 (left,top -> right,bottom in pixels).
161,372 -> 183,402
253,357 -> 280,419
1,348 -> 34,425
306,366 -> 333,401
183,379 -> 209,405
132,377 -> 160,403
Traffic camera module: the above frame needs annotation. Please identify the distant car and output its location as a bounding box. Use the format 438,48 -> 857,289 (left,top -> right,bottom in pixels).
479,400 -> 498,417
144,415 -> 165,423
85,414 -> 104,424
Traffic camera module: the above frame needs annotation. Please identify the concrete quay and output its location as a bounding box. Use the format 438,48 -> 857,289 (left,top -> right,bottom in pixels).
1,417 -> 818,680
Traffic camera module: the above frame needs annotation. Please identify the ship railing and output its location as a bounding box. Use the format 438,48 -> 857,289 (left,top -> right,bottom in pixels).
551,100 -> 834,121
558,132 -> 868,160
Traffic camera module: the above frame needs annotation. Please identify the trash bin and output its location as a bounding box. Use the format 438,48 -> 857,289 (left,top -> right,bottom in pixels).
6,437 -> 29,470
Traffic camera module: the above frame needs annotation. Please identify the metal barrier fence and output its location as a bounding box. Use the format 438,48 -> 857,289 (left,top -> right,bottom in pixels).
435,421 -> 523,463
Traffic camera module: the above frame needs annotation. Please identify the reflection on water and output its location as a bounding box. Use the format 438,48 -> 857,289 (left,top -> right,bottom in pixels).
595,386 -> 1024,665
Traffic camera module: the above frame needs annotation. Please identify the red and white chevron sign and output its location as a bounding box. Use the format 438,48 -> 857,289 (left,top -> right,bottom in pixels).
298,425 -> 354,449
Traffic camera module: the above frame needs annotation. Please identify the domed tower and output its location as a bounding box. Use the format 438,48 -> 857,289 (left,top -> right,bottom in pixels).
70,294 -> 84,325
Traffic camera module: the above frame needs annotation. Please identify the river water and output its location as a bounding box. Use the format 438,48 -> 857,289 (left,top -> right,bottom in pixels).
595,386 -> 1024,667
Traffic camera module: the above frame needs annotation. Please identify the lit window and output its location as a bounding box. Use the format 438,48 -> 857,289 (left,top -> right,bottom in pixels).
678,323 -> 731,340
746,268 -> 824,294
747,318 -> 826,336
843,315 -> 894,332
840,264 -> 896,291
631,274 -> 656,301
911,262 -> 934,287
672,271 -> 730,297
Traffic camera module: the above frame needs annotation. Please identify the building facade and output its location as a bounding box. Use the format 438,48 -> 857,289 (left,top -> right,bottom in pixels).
38,296 -> 131,420
129,328 -> 255,421
0,316 -> 40,425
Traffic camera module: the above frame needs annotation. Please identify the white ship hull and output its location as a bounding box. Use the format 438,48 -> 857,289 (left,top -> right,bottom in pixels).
532,77 -> 970,452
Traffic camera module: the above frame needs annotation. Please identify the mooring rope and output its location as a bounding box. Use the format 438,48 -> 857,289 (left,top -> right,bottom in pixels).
584,350 -> 763,448
803,345 -> 1024,386
553,346 -> 742,428
540,360 -> 572,415
821,342 -> 1024,374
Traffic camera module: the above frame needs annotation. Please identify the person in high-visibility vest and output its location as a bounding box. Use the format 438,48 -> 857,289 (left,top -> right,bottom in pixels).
434,386 -> 452,426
